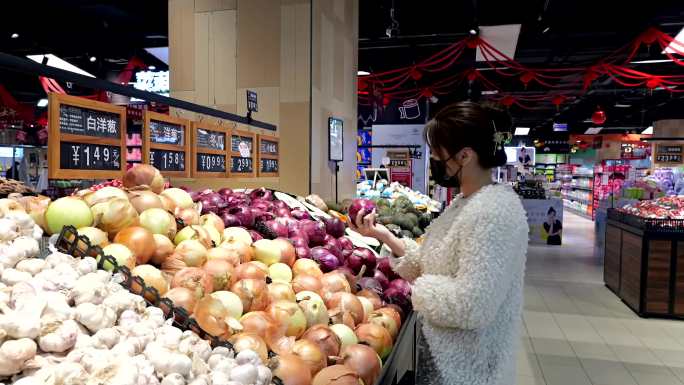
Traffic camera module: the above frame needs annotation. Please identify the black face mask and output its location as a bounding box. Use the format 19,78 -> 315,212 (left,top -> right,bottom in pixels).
430,154 -> 462,188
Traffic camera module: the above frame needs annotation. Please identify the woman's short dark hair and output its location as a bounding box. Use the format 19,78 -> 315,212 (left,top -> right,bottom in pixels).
424,101 -> 512,168
547,207 -> 557,215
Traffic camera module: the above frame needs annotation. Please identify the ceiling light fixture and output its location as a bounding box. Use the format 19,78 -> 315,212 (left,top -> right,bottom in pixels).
10,33 -> 19,39
664,27 -> 684,53
542,27 -> 550,34
429,95 -> 439,103
514,127 -> 530,136
584,127 -> 603,135
89,56 -> 97,62
36,99 -> 48,107
469,27 -> 479,36
148,65 -> 156,70
630,59 -> 673,64
614,103 -> 632,108
481,90 -> 499,95
27,54 -> 95,77
641,126 -> 653,135
357,70 -> 370,76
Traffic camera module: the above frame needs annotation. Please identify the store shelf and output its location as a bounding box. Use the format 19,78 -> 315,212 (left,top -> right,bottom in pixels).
564,205 -> 593,220
571,186 -> 593,191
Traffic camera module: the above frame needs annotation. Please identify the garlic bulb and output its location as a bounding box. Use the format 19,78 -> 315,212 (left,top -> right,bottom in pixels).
15,258 -> 47,276
37,318 -> 80,353
0,338 -> 37,376
75,303 -> 116,332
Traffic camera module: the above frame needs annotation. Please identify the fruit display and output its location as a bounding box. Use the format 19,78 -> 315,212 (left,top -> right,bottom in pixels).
6,164 -> 412,384
355,180 -> 440,213
372,197 -> 432,239
619,196 -> 684,219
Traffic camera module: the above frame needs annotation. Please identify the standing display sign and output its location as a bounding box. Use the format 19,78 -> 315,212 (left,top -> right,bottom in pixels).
191,121 -> 228,177
522,198 -> 564,245
48,93 -> 127,179
387,150 -> 412,188
143,111 -> 190,177
328,117 -> 344,161
655,145 -> 682,163
229,130 -> 256,177
257,134 -> 279,177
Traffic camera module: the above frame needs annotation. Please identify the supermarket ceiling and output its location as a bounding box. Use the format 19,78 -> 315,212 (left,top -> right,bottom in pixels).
359,0 -> 684,135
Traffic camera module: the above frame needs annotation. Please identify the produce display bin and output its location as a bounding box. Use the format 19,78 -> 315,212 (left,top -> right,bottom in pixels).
604,209 -> 684,319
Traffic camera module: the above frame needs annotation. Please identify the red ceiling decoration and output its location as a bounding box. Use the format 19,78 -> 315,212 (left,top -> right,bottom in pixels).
359,27 -> 684,108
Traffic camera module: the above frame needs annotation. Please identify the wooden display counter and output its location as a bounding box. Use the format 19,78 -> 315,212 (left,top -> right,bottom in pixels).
604,209 -> 684,318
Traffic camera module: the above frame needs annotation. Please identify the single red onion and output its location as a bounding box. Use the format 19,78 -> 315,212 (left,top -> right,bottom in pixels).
226,195 -> 248,208
338,237 -> 354,251
310,247 -> 340,272
291,209 -> 312,221
228,206 -> 255,228
249,187 -> 273,201
301,220 -> 326,246
273,200 -> 289,210
265,220 -> 289,238
388,279 -> 411,297
323,234 -> 343,259
357,277 -> 383,295
324,217 -> 346,238
383,286 -> 411,311
341,249 -> 353,265
189,191 -> 201,202
220,211 -> 241,227
199,193 -> 226,214
217,187 -> 233,198
248,229 -> 264,242
290,236 -> 309,249
347,248 -> 377,276
377,257 -> 399,280
373,269 -> 390,290
295,245 -> 311,259
275,207 -> 292,218
348,199 -> 377,225
251,199 -> 274,212
253,210 -> 275,223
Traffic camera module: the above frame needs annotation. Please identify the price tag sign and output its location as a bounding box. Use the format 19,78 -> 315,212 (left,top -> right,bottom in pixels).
229,130 -> 256,177
656,145 -> 683,164
257,134 -> 279,177
143,111 -> 190,177
48,93 -> 127,179
191,121 -> 229,177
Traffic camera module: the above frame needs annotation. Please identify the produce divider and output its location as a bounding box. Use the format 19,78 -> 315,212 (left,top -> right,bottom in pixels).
54,225 -> 286,385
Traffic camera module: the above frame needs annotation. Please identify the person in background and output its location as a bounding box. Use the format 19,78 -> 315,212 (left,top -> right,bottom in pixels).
544,206 -> 562,245
5,161 -> 19,180
518,147 -> 532,166
352,101 -> 528,385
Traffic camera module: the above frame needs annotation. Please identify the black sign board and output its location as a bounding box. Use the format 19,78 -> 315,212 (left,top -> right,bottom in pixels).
196,129 -> 225,150
59,105 -> 121,138
231,135 -> 253,153
660,146 -> 682,154
150,149 -> 186,172
60,142 -> 121,170
656,154 -> 682,163
197,153 -> 226,173
260,139 -> 278,155
260,158 -> 279,173
231,156 -> 253,174
389,159 -> 409,168
247,90 -> 258,112
150,120 -> 185,146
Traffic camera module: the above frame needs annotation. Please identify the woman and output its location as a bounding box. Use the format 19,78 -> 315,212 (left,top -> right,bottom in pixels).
352,102 -> 528,385
544,207 -> 562,245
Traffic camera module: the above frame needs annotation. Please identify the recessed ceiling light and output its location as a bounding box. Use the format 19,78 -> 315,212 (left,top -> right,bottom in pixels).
542,27 -> 550,34
10,33 -> 19,39
482,90 -> 499,95
148,65 -> 156,70
641,126 -> 653,135
585,127 -> 603,134
36,99 -> 48,107
89,56 -> 97,62
469,28 -> 478,35
357,70 -> 370,76
614,103 -> 631,108
514,127 -> 530,136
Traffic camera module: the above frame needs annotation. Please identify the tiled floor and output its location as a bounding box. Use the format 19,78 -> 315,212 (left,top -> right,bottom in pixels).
517,212 -> 684,385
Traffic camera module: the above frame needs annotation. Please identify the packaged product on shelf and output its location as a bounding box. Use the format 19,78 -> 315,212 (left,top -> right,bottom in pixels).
619,196 -> 684,219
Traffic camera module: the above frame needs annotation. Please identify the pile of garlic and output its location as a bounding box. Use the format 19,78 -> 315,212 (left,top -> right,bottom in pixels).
0,216 -> 274,385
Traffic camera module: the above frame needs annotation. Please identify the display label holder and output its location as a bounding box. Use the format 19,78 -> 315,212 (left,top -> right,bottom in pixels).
48,93 -> 127,180
257,134 -> 279,177
143,110 -> 191,177
229,129 -> 256,178
191,121 -> 229,178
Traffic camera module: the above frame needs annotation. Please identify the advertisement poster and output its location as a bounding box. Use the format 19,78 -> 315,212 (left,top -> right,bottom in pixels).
522,198 -> 563,245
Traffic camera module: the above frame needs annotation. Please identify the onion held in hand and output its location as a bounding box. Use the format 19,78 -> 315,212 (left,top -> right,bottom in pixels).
114,226 -> 155,264
45,197 -> 94,235
348,198 -> 377,226
164,287 -> 197,314
123,164 -> 164,193
171,267 -> 213,300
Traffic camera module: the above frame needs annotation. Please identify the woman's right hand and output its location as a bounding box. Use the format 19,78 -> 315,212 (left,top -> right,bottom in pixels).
349,209 -> 390,241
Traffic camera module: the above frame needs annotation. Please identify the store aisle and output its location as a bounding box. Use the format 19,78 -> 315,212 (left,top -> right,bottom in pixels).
517,211 -> 684,385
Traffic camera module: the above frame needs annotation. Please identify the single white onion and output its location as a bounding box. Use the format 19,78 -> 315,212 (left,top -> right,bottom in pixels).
161,188 -> 194,210
76,226 -> 109,248
82,186 -> 129,207
175,239 -> 208,267
330,324 -> 358,350
139,208 -> 177,239
90,198 -> 139,237
100,243 -> 136,271
253,239 -> 282,266
268,263 -> 293,283
45,197 -> 93,235
210,290 -> 244,319
132,264 -> 168,295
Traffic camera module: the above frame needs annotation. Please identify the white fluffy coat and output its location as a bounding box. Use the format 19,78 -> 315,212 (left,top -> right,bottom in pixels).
390,184 -> 528,385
